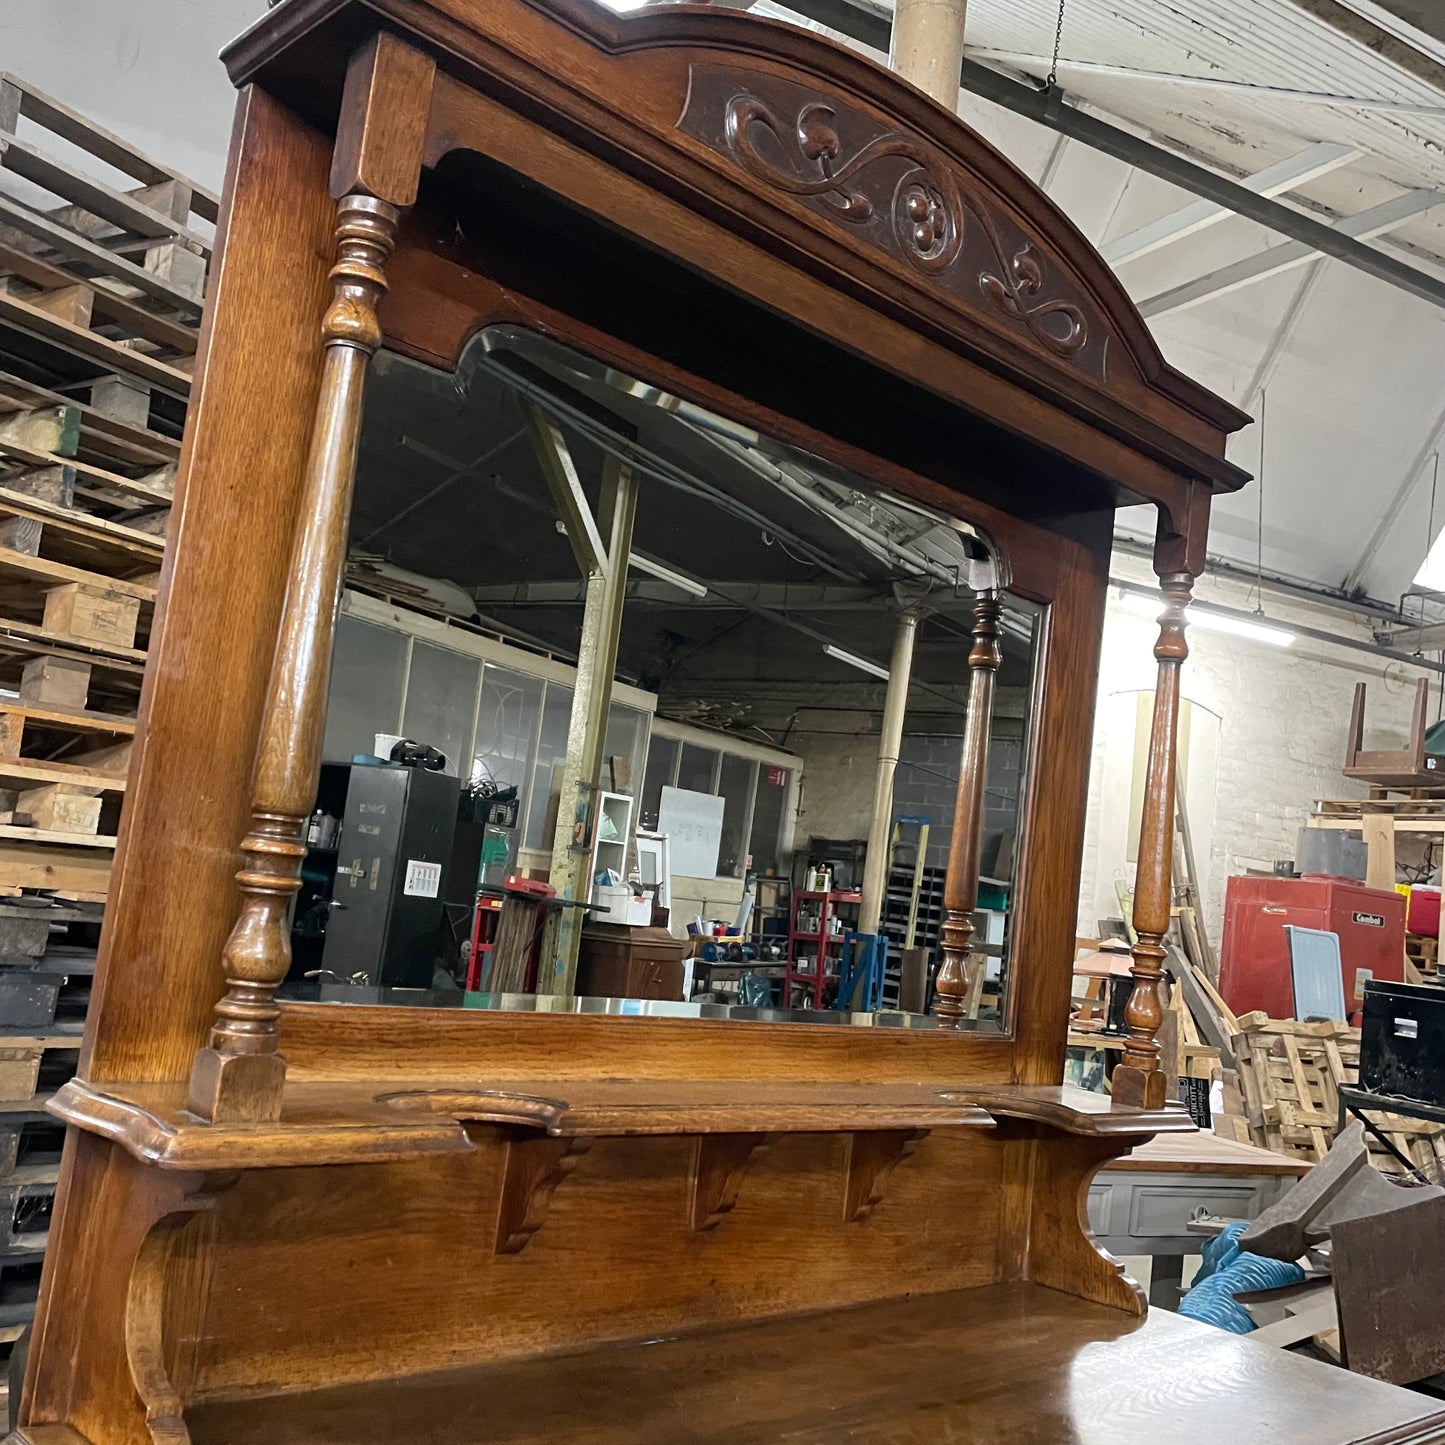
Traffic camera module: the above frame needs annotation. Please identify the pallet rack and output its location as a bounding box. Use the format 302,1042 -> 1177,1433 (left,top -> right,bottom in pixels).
0,74 -> 208,1382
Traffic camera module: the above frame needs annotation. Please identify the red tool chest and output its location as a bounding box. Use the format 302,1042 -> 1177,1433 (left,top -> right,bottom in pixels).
1219,875 -> 1406,1022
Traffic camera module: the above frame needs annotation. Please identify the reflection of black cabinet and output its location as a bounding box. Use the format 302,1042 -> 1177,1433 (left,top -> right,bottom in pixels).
315,764 -> 459,988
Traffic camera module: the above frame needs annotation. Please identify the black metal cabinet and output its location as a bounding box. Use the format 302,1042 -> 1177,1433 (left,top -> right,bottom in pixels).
322,764 -> 459,988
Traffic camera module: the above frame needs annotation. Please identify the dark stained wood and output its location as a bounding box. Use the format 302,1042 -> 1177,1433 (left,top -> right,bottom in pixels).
1344,679 -> 1445,789
936,590 -> 1001,1026
183,1282 -> 1445,1444
1113,571 -> 1193,1110
225,3 -> 1250,502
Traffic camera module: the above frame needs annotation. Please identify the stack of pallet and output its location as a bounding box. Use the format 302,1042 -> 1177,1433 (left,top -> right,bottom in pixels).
0,74 -> 211,1367
1223,1013 -> 1445,1179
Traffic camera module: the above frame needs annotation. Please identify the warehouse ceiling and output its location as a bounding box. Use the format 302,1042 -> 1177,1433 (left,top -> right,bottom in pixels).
14,0 -> 1445,618
757,0 -> 1445,614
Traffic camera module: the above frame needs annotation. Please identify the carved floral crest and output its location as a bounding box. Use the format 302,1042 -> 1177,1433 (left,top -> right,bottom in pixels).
681,68 -> 1101,371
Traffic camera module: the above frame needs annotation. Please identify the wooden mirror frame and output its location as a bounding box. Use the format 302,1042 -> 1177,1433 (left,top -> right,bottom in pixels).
69,1 -> 1246,1109
15,4 -> 1279,1439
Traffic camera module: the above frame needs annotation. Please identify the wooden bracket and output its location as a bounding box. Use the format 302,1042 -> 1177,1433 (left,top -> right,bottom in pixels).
495,1132 -> 593,1255
843,1129 -> 927,1223
689,1132 -> 776,1231
125,1171 -> 238,1445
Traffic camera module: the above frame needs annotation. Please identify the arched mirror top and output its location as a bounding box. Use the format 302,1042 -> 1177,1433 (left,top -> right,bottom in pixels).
226,0 -> 1251,544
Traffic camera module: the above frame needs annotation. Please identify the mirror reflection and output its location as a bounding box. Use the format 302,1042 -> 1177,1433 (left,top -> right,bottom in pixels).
286,327 -> 1040,1030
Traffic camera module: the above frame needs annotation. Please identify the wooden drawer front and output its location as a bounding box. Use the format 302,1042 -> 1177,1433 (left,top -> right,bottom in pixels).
1126,1184 -> 1261,1238
1086,1186 -> 1112,1236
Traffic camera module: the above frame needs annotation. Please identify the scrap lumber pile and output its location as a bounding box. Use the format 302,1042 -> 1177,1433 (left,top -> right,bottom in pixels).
1223,1014 -> 1445,1179
0,74 -> 209,1367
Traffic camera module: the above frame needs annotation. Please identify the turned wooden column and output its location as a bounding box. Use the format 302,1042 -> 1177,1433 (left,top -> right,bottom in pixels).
188,34 -> 435,1124
1111,571 -> 1192,1109
934,591 -> 1001,1027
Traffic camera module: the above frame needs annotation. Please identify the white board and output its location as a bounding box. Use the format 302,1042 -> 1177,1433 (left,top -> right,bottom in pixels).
657,786 -> 725,879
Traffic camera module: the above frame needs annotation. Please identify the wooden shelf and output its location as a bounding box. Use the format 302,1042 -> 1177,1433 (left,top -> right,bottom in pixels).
180,1282 -> 1445,1445
49,1076 -> 1188,1172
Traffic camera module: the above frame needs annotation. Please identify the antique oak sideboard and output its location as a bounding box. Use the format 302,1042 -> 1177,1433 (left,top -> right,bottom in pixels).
12,1 -> 1445,1441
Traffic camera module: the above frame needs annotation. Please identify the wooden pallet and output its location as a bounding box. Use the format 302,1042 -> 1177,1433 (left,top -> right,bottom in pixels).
0,72 -> 212,376
1230,1014 -> 1445,1178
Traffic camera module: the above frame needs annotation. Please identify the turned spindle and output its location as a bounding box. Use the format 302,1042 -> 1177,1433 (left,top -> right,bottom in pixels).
1111,571 -> 1193,1110
187,195 -> 399,1124
935,591 -> 1002,1027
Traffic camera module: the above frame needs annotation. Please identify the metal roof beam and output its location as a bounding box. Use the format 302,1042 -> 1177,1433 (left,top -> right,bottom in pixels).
970,50 -> 1445,117
1343,398 -> 1445,595
1103,143 -> 1360,267
767,0 -> 1445,313
1139,187 -> 1444,319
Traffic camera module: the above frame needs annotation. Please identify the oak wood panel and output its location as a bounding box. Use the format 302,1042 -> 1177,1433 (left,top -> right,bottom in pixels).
279,1000 -> 1016,1085
1006,517 -> 1111,1084
21,1132 -> 205,1445
79,89 -> 335,1084
186,1281 -> 1445,1444
190,1129 -> 1007,1401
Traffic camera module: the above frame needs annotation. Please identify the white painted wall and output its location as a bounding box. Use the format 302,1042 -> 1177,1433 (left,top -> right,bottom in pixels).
0,0 -> 256,192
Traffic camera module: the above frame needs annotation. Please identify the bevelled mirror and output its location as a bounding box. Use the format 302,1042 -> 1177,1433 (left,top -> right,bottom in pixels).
287,324 -> 1042,1033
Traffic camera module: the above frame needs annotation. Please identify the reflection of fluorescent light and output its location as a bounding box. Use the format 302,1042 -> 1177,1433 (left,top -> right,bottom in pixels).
823,643 -> 891,680
1119,590 -> 1294,647
1416,531 -> 1445,591
629,552 -> 707,598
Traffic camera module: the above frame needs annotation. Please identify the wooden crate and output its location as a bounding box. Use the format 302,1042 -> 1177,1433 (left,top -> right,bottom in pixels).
1230,1013 -> 1445,1178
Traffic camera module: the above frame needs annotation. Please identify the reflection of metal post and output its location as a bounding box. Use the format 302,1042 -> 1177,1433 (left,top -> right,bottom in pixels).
524,402 -> 637,995
858,608 -> 920,936
935,584 -> 1001,1027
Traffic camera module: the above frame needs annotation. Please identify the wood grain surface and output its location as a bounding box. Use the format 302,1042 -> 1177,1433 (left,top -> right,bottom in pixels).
185,1281 -> 1445,1444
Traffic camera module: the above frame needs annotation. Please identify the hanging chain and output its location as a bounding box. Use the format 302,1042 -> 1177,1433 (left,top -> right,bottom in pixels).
1047,0 -> 1067,88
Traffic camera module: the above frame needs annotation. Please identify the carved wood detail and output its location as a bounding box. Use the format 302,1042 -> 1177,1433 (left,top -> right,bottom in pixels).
935,592 -> 1003,1027
679,66 -> 1101,373
1112,572 -> 1192,1111
496,1131 -> 594,1254
689,1132 -> 776,1231
186,192 -> 399,1126
843,1129 -> 928,1222
124,1173 -> 238,1445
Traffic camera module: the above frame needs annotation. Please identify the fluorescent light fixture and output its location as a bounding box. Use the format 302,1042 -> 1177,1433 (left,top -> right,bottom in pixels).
629,552 -> 708,598
1416,530 -> 1445,592
823,643 -> 891,680
1118,589 -> 1294,648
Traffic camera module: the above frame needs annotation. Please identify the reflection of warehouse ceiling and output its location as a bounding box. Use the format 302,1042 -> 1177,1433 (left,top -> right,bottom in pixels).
353,333 -> 1038,724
